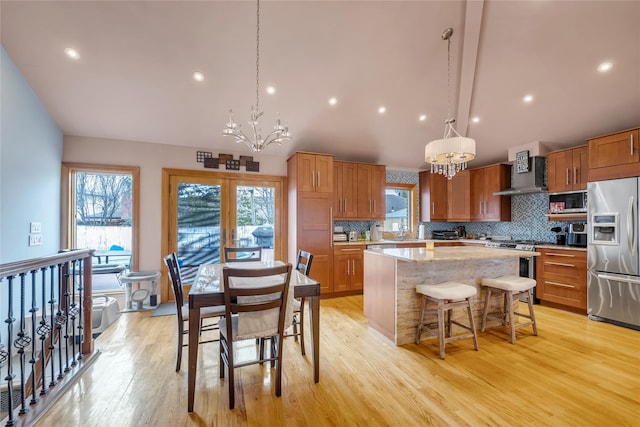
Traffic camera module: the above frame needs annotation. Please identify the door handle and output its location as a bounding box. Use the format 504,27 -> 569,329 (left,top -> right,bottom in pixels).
565,168 -> 569,186
317,171 -> 321,189
312,170 -> 315,189
545,280 -> 575,289
573,167 -> 577,185
222,229 -> 226,245
231,228 -> 235,245
628,196 -> 635,256
631,133 -> 634,156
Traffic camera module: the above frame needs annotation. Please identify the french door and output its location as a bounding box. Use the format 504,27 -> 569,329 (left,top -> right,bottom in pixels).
162,169 -> 285,302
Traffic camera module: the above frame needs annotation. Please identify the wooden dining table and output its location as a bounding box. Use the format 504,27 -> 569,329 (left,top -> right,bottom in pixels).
187,260 -> 321,412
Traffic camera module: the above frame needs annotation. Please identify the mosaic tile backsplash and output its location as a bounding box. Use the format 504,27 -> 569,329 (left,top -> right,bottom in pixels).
335,170 -> 573,243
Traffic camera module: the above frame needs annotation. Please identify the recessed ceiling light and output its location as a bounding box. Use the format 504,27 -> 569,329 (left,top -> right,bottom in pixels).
419,114 -> 427,121
64,48 -> 79,59
597,62 -> 613,72
266,86 -> 276,95
378,106 -> 386,114
328,97 -> 338,106
523,94 -> 534,103
471,117 -> 480,123
192,71 -> 205,82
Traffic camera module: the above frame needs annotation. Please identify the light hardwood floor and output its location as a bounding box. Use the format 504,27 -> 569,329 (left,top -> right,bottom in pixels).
35,296 -> 639,426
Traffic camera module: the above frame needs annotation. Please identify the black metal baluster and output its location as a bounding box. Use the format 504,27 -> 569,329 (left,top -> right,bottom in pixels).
76,258 -> 84,361
69,260 -> 78,366
28,269 -> 39,406
38,267 -> 52,396
49,265 -> 58,388
3,276 -> 16,426
55,263 -> 65,381
62,260 -> 71,373
15,273 -> 32,415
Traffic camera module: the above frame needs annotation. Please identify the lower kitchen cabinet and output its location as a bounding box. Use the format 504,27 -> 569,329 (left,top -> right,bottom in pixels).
333,245 -> 364,294
536,248 -> 587,312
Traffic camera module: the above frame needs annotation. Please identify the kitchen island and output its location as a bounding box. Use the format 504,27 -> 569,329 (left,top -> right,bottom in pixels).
363,246 -> 538,345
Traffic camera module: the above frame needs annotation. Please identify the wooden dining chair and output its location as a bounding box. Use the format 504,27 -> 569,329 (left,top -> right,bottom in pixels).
218,263 -> 292,409
163,253 -> 225,372
289,249 -> 313,355
223,246 -> 262,263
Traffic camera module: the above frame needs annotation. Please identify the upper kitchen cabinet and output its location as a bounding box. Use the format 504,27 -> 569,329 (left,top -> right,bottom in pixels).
547,145 -> 588,193
333,161 -> 358,219
419,171 -> 448,222
291,152 -> 334,193
470,164 -> 511,222
356,164 -> 386,220
588,127 -> 640,182
447,170 -> 470,221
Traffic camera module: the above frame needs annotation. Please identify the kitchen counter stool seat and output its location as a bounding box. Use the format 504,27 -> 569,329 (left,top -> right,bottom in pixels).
415,282 -> 479,360
480,275 -> 538,344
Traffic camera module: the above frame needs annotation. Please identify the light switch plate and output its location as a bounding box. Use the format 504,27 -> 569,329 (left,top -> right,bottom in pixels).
29,234 -> 43,246
30,222 -> 42,233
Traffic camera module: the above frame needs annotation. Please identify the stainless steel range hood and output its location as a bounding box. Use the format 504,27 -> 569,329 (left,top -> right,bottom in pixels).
493,156 -> 547,196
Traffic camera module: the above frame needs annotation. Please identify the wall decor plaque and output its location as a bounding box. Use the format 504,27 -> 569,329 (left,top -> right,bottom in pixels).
225,159 -> 241,170
515,150 -> 530,173
196,151 -> 213,163
218,153 -> 233,164
246,160 -> 260,172
239,155 -> 253,166
204,158 -> 219,169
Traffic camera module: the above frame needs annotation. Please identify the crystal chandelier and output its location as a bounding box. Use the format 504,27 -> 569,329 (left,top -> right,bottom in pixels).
425,28 -> 476,179
222,0 -> 291,152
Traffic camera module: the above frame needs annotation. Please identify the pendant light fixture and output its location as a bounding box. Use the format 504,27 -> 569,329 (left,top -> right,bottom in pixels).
424,27 -> 476,179
222,0 -> 291,152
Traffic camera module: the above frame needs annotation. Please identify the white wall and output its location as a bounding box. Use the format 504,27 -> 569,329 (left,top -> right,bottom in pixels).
0,46 -> 63,264
63,136 -> 288,271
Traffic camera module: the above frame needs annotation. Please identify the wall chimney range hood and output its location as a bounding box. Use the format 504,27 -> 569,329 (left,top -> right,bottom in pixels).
493,156 -> 548,196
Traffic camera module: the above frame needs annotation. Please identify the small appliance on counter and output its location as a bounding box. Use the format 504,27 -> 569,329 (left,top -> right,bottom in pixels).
551,226 -> 566,245
567,223 -> 587,247
333,232 -> 348,242
432,230 -> 459,240
348,231 -> 358,242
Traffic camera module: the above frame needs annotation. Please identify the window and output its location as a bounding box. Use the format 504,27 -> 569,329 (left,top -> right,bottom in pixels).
384,183 -> 417,233
62,163 -> 140,292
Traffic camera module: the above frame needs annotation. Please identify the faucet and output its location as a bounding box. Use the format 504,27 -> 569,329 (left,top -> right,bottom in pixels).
398,225 -> 406,241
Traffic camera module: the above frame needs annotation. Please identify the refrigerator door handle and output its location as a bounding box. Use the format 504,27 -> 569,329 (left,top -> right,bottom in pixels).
596,272 -> 640,285
628,196 -> 636,256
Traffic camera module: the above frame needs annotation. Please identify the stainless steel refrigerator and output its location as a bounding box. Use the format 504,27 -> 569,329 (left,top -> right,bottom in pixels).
587,178 -> 640,330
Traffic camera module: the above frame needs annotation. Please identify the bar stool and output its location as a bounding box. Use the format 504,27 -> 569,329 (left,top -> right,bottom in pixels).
415,282 -> 479,359
480,275 -> 538,344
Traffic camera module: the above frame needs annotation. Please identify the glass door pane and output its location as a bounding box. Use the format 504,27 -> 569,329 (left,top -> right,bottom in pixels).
230,184 -> 276,262
73,170 -> 133,291
170,177 -> 225,282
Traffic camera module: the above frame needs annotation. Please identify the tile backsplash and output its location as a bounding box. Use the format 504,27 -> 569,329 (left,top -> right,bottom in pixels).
335,170 -> 573,243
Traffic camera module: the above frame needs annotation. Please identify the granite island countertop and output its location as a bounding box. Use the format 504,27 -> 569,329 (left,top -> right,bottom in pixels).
364,245 -> 539,262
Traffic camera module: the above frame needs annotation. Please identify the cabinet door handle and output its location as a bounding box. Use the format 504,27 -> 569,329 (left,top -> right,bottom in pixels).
312,170 -> 315,189
545,280 -> 575,289
565,168 -> 569,186
546,261 -> 576,267
373,200 -> 376,214
344,198 -> 347,213
329,208 -> 333,247
317,171 -> 321,189
573,167 -> 577,185
631,133 -> 635,156
547,253 -> 575,258
352,259 -> 355,275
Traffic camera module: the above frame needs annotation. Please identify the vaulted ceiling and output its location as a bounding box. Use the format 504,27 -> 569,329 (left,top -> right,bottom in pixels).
2,1 -> 639,169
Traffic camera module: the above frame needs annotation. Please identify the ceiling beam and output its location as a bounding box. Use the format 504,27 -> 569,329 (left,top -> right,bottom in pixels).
457,0 -> 484,136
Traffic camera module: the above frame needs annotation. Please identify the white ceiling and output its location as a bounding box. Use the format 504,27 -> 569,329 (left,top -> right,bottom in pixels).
2,1 -> 639,169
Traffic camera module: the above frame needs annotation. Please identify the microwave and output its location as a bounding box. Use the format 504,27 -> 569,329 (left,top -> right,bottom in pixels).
549,191 -> 587,213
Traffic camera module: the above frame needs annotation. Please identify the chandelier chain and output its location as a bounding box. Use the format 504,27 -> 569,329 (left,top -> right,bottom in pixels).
255,0 -> 260,112
446,30 -> 452,124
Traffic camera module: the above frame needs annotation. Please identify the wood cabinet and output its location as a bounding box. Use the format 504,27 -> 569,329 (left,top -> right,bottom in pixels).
547,145 -> 588,192
447,170 -> 470,221
333,161 -> 359,219
588,127 -> 640,181
419,171 -> 448,222
356,164 -> 386,220
333,245 -> 364,293
287,153 -> 334,294
294,152 -> 333,193
536,248 -> 587,312
469,164 -> 511,222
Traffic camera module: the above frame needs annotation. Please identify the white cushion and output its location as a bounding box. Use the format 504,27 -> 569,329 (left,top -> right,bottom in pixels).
416,282 -> 477,300
482,275 -> 536,292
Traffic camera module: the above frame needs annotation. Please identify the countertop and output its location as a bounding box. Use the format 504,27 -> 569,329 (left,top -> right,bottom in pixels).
364,246 -> 540,263
335,238 -> 587,251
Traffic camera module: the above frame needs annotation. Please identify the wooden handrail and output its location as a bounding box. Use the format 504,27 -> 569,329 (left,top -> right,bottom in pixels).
0,248 -> 94,278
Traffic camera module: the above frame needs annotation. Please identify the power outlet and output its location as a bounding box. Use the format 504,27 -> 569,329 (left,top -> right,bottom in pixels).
30,222 -> 42,233
29,234 -> 43,246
